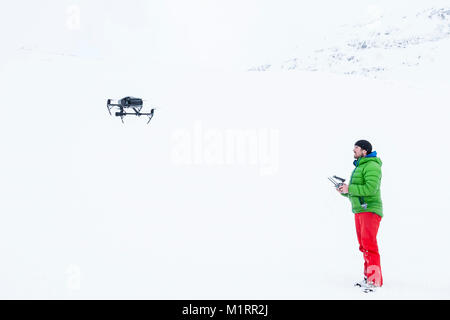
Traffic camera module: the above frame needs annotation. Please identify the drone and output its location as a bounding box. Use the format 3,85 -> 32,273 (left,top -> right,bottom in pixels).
107,96 -> 155,124
328,175 -> 346,189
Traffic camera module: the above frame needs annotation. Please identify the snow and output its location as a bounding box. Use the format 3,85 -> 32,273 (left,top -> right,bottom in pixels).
1,0 -> 450,299
251,0 -> 450,84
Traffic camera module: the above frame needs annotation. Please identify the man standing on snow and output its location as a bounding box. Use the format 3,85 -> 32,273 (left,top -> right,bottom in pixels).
337,140 -> 383,289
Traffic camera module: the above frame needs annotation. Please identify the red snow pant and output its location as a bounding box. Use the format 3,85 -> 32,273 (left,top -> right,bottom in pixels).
354,212 -> 383,287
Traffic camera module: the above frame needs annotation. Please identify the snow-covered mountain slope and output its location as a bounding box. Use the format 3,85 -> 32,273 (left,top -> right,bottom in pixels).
250,6 -> 450,82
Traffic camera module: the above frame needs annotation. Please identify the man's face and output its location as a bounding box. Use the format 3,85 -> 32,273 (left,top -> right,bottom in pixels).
353,145 -> 367,159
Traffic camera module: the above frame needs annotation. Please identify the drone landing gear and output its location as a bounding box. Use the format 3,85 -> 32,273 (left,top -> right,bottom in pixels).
115,109 -> 155,124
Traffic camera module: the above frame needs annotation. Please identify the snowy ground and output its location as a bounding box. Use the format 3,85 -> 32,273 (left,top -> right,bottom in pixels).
1,1 -> 450,299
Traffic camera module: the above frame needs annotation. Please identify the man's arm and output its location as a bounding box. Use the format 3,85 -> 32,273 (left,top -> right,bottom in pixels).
348,163 -> 381,197
340,192 -> 349,198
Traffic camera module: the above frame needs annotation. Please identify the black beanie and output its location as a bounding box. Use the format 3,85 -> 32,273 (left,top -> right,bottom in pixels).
355,140 -> 372,154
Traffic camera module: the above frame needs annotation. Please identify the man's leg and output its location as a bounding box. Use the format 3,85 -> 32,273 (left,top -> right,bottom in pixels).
354,213 -> 367,278
359,212 -> 383,287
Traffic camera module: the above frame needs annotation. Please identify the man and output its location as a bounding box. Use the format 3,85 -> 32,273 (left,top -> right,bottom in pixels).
337,140 -> 383,289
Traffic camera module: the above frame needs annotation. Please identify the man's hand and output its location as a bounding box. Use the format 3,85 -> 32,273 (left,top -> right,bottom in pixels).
338,183 -> 349,194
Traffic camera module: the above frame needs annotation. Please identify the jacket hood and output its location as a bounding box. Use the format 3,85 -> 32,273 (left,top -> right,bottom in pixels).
353,151 -> 382,166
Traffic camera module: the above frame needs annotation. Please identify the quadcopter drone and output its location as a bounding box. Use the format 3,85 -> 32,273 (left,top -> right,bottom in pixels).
107,96 -> 155,124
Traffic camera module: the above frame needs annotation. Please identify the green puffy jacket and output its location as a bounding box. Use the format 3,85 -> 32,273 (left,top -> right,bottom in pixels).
341,151 -> 383,217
